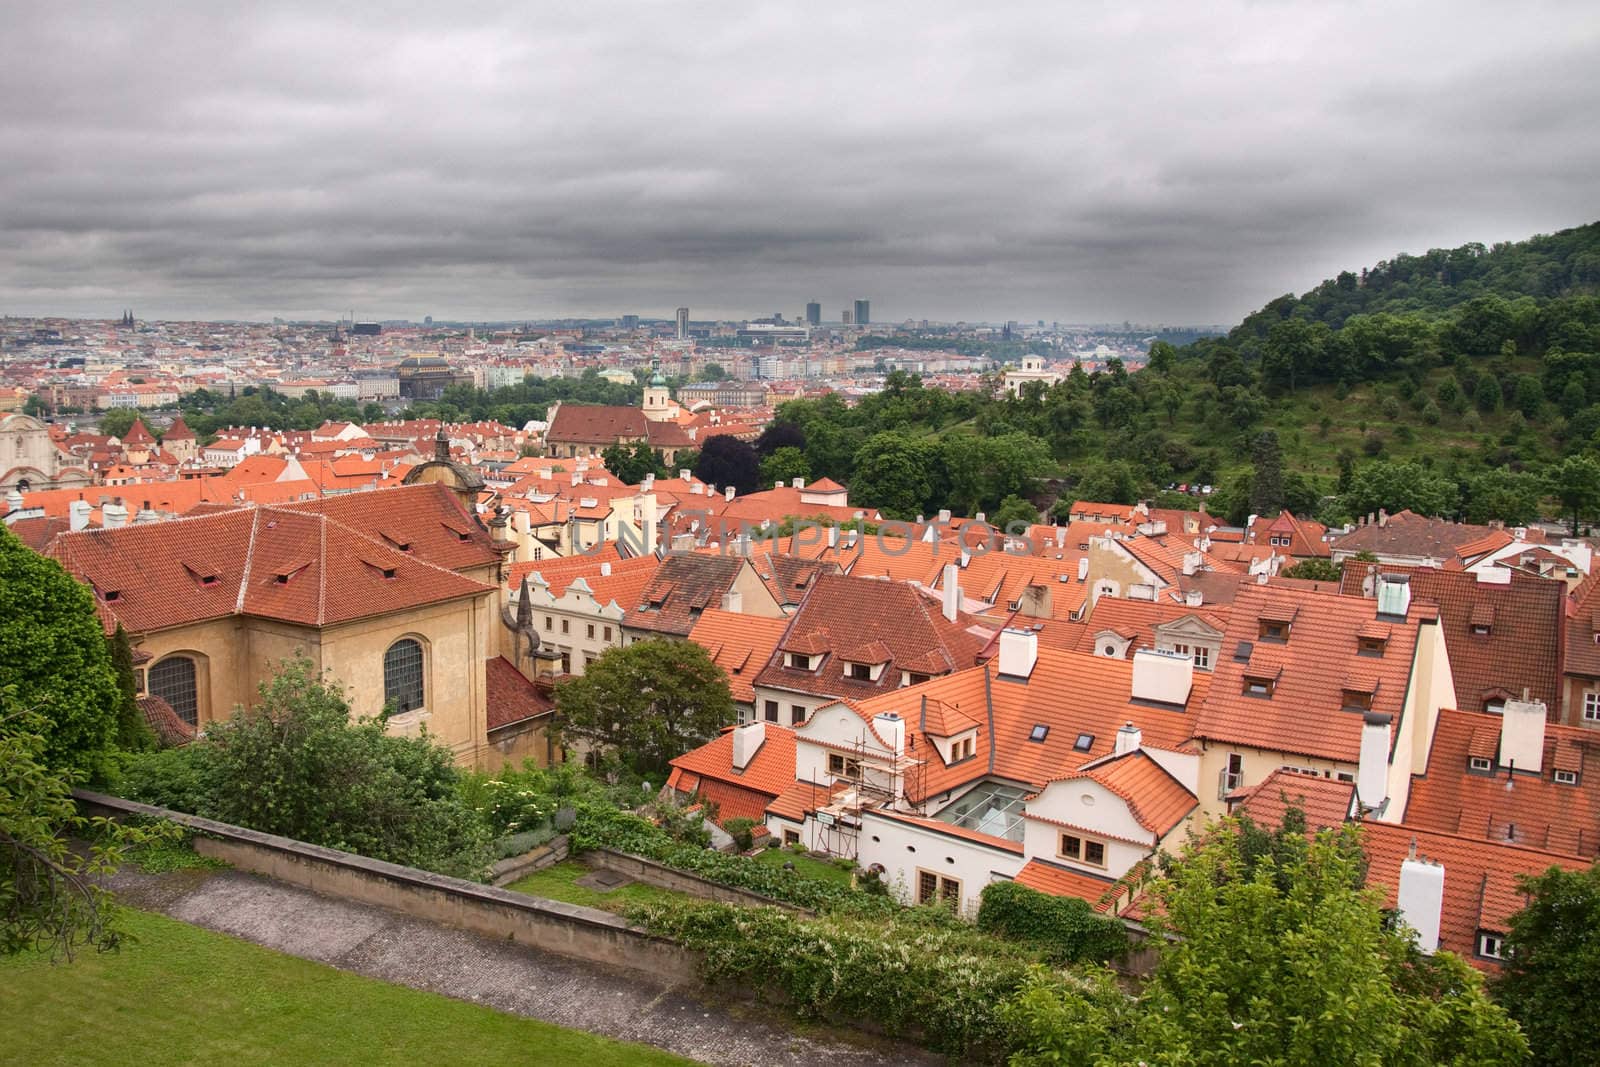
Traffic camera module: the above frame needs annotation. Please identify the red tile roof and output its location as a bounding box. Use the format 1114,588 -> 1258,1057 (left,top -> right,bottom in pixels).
1360,820 -> 1583,968
668,724 -> 799,827
1404,708 -> 1600,858
1339,562 -> 1565,712
137,695 -> 195,747
1013,859 -> 1121,911
1194,584 -> 1422,763
1060,750 -> 1197,836
1230,768 -> 1356,830
485,656 -> 554,731
49,487 -> 496,634
754,572 -> 995,703
625,554 -> 760,637
687,609 -> 789,705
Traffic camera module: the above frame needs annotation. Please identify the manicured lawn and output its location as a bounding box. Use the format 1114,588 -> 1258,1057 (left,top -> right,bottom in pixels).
752,847 -> 856,887
0,909 -> 697,1067
506,860 -> 689,911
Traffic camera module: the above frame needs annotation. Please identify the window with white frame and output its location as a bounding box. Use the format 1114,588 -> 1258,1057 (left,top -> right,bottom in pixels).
1476,931 -> 1505,960
1555,770 -> 1579,785
1584,692 -> 1600,722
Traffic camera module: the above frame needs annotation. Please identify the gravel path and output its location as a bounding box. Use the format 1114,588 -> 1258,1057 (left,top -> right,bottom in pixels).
108,867 -> 941,1067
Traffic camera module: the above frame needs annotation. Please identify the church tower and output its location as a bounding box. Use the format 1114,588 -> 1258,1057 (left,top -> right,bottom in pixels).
642,368 -> 672,423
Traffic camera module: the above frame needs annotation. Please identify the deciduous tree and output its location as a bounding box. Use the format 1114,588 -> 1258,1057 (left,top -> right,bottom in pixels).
554,640 -> 734,776
1495,862 -> 1600,1065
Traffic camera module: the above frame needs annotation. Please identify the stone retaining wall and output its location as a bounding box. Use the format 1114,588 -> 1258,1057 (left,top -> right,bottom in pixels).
74,791 -> 698,982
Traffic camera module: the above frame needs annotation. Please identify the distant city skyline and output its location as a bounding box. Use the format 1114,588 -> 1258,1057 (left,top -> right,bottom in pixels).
1,2 -> 1596,325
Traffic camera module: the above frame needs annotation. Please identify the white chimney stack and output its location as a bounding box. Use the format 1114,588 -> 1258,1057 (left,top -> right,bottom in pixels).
731,720 -> 766,771
1077,558 -> 1090,582
600,561 -> 612,576
722,589 -> 743,613
997,627 -> 1038,679
679,468 -> 690,480
774,480 -> 784,490
1397,857 -> 1445,953
1357,712 -> 1392,811
792,477 -> 804,489
69,500 -> 92,532
942,562 -> 960,623
1499,698 -> 1547,775
1130,648 -> 1193,705
725,485 -> 736,502
938,508 -> 952,523
4,489 -> 21,514
101,501 -> 128,529
827,525 -> 838,548
873,712 -> 905,757
1114,721 -> 1142,756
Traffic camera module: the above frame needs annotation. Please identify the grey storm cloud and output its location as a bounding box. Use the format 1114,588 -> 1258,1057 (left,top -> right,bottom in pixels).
1,1 -> 1597,323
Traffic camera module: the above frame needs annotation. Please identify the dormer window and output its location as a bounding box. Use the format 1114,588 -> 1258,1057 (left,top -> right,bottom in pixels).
1555,769 -> 1579,786
1243,675 -> 1275,697
1469,605 -> 1495,636
1341,688 -> 1374,711
848,662 -> 873,681
103,589 -> 121,602
1469,756 -> 1494,773
1258,620 -> 1289,642
1357,635 -> 1388,657
786,652 -> 817,670
1476,931 -> 1505,960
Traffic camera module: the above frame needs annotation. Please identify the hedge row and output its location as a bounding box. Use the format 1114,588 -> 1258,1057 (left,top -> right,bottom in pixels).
627,899 -> 1052,1060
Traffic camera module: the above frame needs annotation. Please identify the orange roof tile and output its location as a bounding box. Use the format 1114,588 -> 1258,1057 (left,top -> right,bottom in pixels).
1013,859 -> 1120,911
687,610 -> 789,705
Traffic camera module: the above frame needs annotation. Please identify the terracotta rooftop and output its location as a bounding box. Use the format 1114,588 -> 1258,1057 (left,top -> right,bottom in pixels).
49,485 -> 496,634
1229,768 -> 1356,831
1061,749 -> 1198,836
625,554 -> 760,638
1339,562 -> 1564,712
687,609 -> 789,705
755,572 -> 995,703
1193,584 -> 1423,763
1013,859 -> 1121,912
1404,707 -> 1600,858
485,656 -> 554,731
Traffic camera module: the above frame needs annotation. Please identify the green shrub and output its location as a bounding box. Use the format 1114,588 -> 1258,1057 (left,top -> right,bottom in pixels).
492,826 -> 557,860
111,659 -> 491,880
976,881 -> 1128,965
629,899 -> 1036,1059
114,746 -> 216,815
723,817 -> 757,852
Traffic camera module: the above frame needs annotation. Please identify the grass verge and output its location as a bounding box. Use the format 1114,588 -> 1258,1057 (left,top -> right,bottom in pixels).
0,909 -> 697,1067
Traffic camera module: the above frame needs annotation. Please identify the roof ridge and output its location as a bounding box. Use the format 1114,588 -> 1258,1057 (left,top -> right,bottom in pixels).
318,512 -> 327,627
236,508 -> 262,613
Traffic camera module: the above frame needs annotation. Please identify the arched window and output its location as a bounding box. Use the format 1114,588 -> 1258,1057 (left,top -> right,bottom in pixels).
150,656 -> 198,727
384,638 -> 425,713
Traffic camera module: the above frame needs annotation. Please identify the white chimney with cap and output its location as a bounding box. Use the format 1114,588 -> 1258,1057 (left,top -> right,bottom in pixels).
1499,698 -> 1547,775
1397,856 -> 1445,953
731,720 -> 766,771
1114,721 -> 1142,755
942,563 -> 960,623
873,712 -> 905,756
4,489 -> 21,515
1357,712 -> 1392,811
725,485 -> 736,502
997,627 -> 1038,679
1130,648 -> 1193,705
101,501 -> 128,529
721,589 -> 742,612
69,500 -> 92,532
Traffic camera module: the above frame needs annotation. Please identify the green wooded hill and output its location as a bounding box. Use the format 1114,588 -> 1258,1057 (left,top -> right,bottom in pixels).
761,221 -> 1600,530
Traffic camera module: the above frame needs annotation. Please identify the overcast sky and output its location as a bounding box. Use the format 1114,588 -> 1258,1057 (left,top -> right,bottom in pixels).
2,2 -> 1597,325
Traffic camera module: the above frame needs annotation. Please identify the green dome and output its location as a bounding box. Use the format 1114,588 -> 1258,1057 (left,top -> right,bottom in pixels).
649,370 -> 666,386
